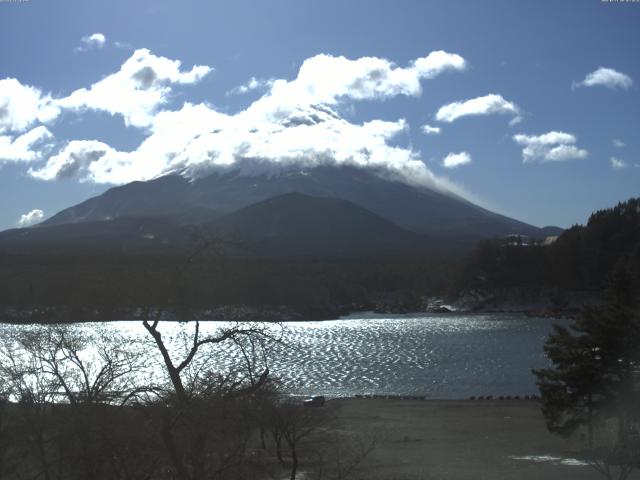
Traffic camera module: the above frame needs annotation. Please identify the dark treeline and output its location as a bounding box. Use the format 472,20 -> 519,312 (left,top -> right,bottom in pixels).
453,198 -> 640,299
0,252 -> 459,321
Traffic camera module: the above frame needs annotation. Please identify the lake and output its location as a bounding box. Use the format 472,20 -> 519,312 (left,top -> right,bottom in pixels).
0,312 -> 564,399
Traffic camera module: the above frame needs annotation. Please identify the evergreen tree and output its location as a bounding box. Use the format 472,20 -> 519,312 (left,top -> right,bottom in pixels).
534,262 -> 640,475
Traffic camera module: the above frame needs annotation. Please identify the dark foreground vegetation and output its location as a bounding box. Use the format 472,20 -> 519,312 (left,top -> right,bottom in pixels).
0,322 -> 375,480
533,263 -> 640,480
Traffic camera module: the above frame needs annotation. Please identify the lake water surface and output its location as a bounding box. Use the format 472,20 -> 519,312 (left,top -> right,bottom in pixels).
256,312 -> 562,398
1,312 -> 563,399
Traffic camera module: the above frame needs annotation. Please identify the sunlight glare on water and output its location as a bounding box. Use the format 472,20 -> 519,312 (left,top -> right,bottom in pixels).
0,313 -> 563,399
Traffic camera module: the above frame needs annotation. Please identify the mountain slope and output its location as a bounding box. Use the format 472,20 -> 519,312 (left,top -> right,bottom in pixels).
40,166 -> 554,240
207,192 -> 441,258
0,193 -> 447,259
0,217 -> 189,254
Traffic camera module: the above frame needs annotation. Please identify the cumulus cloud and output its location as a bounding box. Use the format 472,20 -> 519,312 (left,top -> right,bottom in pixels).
56,48 -> 213,128
435,94 -> 521,124
0,78 -> 60,134
421,124 -> 441,135
17,209 -> 44,227
613,139 -> 625,148
267,51 -> 465,107
1,49 -> 212,134
573,67 -> 633,91
513,131 -> 588,163
442,151 -> 472,168
29,50 -> 471,201
0,126 -> 54,163
74,33 -> 107,52
610,157 -> 628,170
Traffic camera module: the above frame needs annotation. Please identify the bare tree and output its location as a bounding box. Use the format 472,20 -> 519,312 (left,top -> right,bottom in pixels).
140,313 -> 280,480
0,330 -> 64,480
16,326 -> 144,405
0,327 -> 155,480
268,400 -> 329,480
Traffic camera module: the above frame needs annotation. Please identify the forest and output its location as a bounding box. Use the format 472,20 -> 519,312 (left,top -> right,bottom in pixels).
452,198 -> 640,303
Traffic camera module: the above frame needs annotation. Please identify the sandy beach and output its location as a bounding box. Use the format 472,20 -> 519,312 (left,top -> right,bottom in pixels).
327,398 -> 639,480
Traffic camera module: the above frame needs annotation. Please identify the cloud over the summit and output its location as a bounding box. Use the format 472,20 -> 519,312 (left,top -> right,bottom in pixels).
573,67 -> 633,91
513,131 -> 588,163
435,94 -> 521,124
29,50 -> 471,199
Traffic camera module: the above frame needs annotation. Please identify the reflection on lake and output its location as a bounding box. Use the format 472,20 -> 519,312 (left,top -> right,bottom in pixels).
0,312 -> 564,399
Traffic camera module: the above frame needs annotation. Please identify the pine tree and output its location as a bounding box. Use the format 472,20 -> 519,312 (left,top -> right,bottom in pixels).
534,262 -> 640,457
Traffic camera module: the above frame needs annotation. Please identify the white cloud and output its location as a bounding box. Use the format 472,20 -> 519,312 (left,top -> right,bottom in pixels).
508,115 -> 523,127
31,101 -> 469,197
0,126 -> 54,163
30,139 -> 124,182
0,78 -> 60,134
613,139 -> 625,148
74,33 -> 107,52
610,157 -> 627,169
31,103 -> 464,196
17,209 -> 44,227
573,67 -> 632,90
513,131 -> 588,163
254,51 -> 465,113
435,94 -> 521,123
421,124 -> 441,135
113,41 -> 133,50
56,48 -> 213,128
226,77 -> 276,96
29,50 -> 474,201
442,151 -> 472,168
2,49 -> 212,134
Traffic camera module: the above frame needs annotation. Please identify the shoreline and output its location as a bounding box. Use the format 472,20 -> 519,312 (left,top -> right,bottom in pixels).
327,398 -> 612,479
0,304 -> 575,325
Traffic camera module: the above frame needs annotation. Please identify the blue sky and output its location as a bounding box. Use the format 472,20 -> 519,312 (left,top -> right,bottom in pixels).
0,0 -> 638,231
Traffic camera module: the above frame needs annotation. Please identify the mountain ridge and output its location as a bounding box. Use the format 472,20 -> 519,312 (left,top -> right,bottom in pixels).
38,165 -> 561,241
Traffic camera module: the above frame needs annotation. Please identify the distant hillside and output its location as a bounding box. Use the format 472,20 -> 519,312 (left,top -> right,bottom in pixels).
0,193 -> 454,259
454,198 -> 640,297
